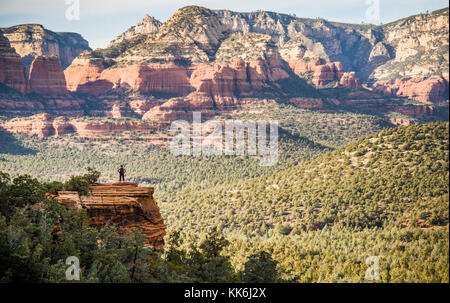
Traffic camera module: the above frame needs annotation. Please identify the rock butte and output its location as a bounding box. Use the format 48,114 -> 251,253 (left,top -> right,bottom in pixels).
29,55 -> 68,95
0,33 -> 29,94
55,182 -> 166,250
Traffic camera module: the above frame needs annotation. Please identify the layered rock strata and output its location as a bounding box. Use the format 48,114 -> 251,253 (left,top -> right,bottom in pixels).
56,182 -> 166,249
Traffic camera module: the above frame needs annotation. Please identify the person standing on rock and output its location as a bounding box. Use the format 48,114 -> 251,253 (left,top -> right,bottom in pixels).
118,165 -> 126,182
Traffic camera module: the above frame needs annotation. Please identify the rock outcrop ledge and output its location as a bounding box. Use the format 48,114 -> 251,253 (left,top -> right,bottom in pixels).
56,182 -> 166,250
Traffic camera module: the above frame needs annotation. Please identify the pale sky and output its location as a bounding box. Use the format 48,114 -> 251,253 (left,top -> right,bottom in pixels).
0,0 -> 448,49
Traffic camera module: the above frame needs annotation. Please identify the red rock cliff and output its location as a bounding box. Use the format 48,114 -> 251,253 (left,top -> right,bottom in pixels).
64,57 -> 113,95
1,113 -> 158,138
288,58 -> 361,89
55,182 -> 166,250
29,55 -> 68,95
0,33 -> 29,94
101,63 -> 193,95
64,55 -> 290,102
372,75 -> 449,103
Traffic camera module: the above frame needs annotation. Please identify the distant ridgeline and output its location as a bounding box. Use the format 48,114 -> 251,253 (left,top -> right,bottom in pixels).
0,6 -> 448,128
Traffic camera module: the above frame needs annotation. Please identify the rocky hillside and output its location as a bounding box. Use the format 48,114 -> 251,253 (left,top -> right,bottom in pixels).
0,32 -> 69,96
59,5 -> 448,104
109,14 -> 162,46
0,24 -> 91,70
372,8 -> 449,81
217,7 -> 449,82
86,6 -> 448,82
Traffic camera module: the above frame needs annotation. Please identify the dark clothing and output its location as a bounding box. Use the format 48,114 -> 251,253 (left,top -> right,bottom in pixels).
118,167 -> 126,182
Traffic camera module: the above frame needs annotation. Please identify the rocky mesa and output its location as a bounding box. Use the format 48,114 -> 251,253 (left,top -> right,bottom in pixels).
55,182 -> 166,249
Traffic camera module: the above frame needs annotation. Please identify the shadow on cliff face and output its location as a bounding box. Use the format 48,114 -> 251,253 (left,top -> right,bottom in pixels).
0,127 -> 37,155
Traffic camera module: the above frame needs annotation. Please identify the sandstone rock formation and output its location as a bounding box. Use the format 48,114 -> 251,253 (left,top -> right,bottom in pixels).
109,14 -> 162,46
141,97 -> 216,122
370,8 -> 449,81
29,55 -> 68,95
0,33 -> 29,94
65,55 -> 290,106
55,182 -> 166,249
142,98 -> 192,122
64,59 -> 192,96
52,116 -> 75,136
2,113 -> 55,137
287,58 -> 361,89
1,24 -> 90,69
340,72 -> 362,90
1,114 -> 158,138
372,75 -> 449,103
1,6 -> 448,126
60,5 -> 447,106
312,61 -> 344,87
100,64 -> 193,95
64,56 -> 114,95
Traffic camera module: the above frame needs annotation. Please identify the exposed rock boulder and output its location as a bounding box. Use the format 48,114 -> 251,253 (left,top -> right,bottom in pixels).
55,182 -> 166,249
29,55 -> 68,95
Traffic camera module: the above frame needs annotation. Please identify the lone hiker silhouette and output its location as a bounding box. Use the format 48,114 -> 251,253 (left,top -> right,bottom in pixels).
118,165 -> 126,182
